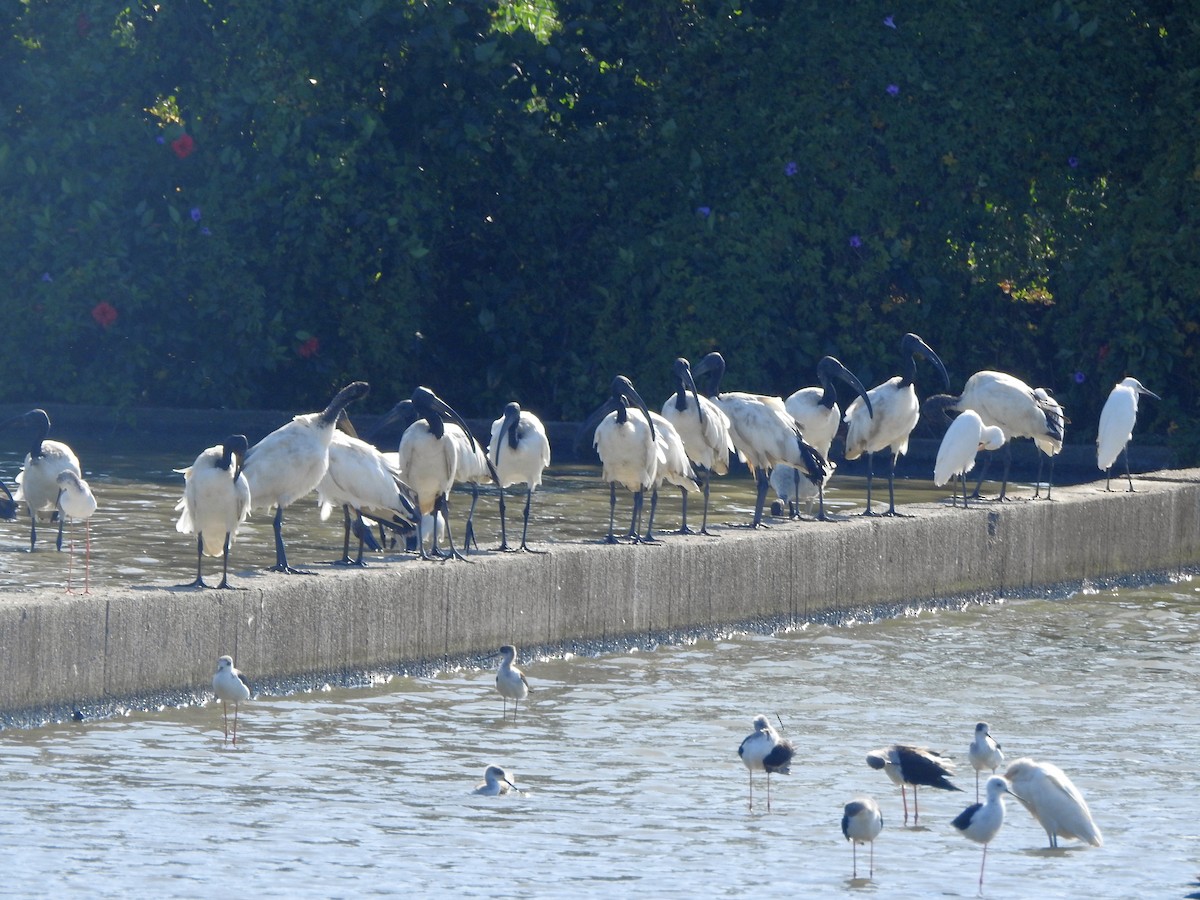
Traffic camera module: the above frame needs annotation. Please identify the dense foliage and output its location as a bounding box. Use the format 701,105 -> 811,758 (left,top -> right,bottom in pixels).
2,1 -> 1195,455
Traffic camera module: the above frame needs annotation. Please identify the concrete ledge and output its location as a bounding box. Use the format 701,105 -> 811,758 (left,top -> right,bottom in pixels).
2,470 -> 1198,726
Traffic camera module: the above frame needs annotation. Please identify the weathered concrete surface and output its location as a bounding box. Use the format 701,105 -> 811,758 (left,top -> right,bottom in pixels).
1,470 -> 1198,724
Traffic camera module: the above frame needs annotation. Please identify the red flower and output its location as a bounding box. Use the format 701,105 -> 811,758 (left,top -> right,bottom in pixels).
297,336 -> 320,359
91,302 -> 118,329
171,134 -> 196,159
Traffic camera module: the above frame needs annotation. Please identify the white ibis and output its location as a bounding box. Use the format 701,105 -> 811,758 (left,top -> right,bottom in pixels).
843,333 -> 949,516
241,382 -> 370,573
582,375 -> 658,544
660,357 -> 734,535
496,644 -> 531,718
212,655 -> 252,745
6,408 -> 82,551
444,421 -> 496,552
691,352 -> 830,526
488,402 -> 552,552
1003,757 -> 1103,848
968,722 -> 1005,800
55,470 -> 96,594
842,796 -> 884,879
952,775 -> 1018,892
933,410 -> 1006,508
867,743 -> 962,823
1097,376 -> 1160,491
738,714 -> 795,811
641,411 -> 701,542
175,435 -> 252,589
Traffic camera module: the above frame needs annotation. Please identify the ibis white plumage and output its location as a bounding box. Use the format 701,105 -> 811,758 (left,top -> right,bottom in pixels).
968,722 -> 1004,800
7,408 -> 82,551
1032,387 -> 1066,499
583,375 -> 659,544
660,357 -> 734,535
55,470 -> 96,594
843,333 -> 949,516
641,411 -> 700,541
488,402 -> 552,552
738,714 -> 795,811
1097,376 -> 1159,491
952,775 -> 1017,892
445,421 -> 497,552
241,382 -> 370,573
175,435 -> 252,589
933,411 -> 1006,508
841,796 -> 884,879
212,655 -> 252,745
1003,757 -> 1103,848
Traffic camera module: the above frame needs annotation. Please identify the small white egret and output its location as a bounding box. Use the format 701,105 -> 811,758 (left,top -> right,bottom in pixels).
842,796 -> 884,879
488,402 -> 552,552
968,722 -> 1004,800
474,765 -> 519,796
1032,388 -> 1066,499
496,644 -> 531,718
1097,376 -> 1160,491
241,382 -> 370,573
933,411 -> 1007,508
867,743 -> 963,823
581,375 -> 659,544
952,775 -> 1017,892
691,352 -> 830,526
175,435 -> 252,589
843,333 -> 950,516
212,655 -> 252,745
738,715 -> 795,811
6,408 -> 82,551
1003,757 -> 1103,848
660,357 -> 734,535
55,471 -> 96,595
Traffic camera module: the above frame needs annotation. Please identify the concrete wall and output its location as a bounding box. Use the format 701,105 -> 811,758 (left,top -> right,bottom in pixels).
2,470 -> 1198,726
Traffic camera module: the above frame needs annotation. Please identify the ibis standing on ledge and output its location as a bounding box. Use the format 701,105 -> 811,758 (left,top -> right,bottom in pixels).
175,434 -> 252,589
488,402 -> 552,552
6,408 -> 82,551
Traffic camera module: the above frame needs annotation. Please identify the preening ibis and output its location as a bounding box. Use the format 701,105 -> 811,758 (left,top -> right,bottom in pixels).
175,435 -> 252,589
6,408 -> 82,551
1032,388 -> 1066,499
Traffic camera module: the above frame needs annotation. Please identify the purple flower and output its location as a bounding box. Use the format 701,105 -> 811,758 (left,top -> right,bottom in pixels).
190,207 -> 202,222
200,227 -> 212,237
886,84 -> 900,96
1074,371 -> 1086,384
849,235 -> 863,248
696,206 -> 711,218
156,136 -> 165,145
40,272 -> 53,283
784,161 -> 798,177
884,15 -> 896,28
1068,156 -> 1080,168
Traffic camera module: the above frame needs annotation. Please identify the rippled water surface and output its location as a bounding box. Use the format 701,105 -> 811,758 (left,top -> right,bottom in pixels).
1,581 -> 1197,897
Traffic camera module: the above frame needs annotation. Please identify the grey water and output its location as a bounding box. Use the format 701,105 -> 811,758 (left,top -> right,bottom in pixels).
0,580 -> 1196,897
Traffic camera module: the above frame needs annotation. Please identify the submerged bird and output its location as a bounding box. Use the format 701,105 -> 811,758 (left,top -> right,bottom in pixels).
1097,376 -> 1160,491
175,435 -> 252,589
474,765 -> 519,796
842,796 -> 884,879
6,408 -> 82,551
495,645 -> 531,718
738,715 -> 795,811
488,402 -> 552,552
932,411 -> 1006,508
55,471 -> 96,594
1003,757 -> 1103,848
867,743 -> 962,823
968,722 -> 1004,800
241,382 -> 370,573
212,655 -> 252,745
952,775 -> 1017,892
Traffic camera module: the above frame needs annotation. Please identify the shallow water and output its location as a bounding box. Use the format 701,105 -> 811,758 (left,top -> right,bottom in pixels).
0,581 -> 1196,897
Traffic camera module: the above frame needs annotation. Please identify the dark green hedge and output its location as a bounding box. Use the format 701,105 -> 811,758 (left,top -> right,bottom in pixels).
2,1 -> 1195,456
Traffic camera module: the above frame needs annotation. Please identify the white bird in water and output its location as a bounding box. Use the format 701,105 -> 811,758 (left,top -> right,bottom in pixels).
1032,387 -> 1066,499
175,435 -> 252,589
55,470 -> 96,595
474,765 -> 519,796
933,410 -> 1006,508
738,714 -> 795,811
1097,376 -> 1160,491
488,402 -> 552,552
582,375 -> 659,543
968,722 -> 1004,800
241,382 -> 370,573
692,352 -> 830,526
952,774 -> 1018,892
925,370 -> 1064,500
212,655 -> 252,745
843,333 -> 949,516
495,644 -> 531,718
842,795 -> 884,879
660,357 -> 734,535
867,743 -> 962,823
1003,757 -> 1103,848
6,408 -> 82,551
